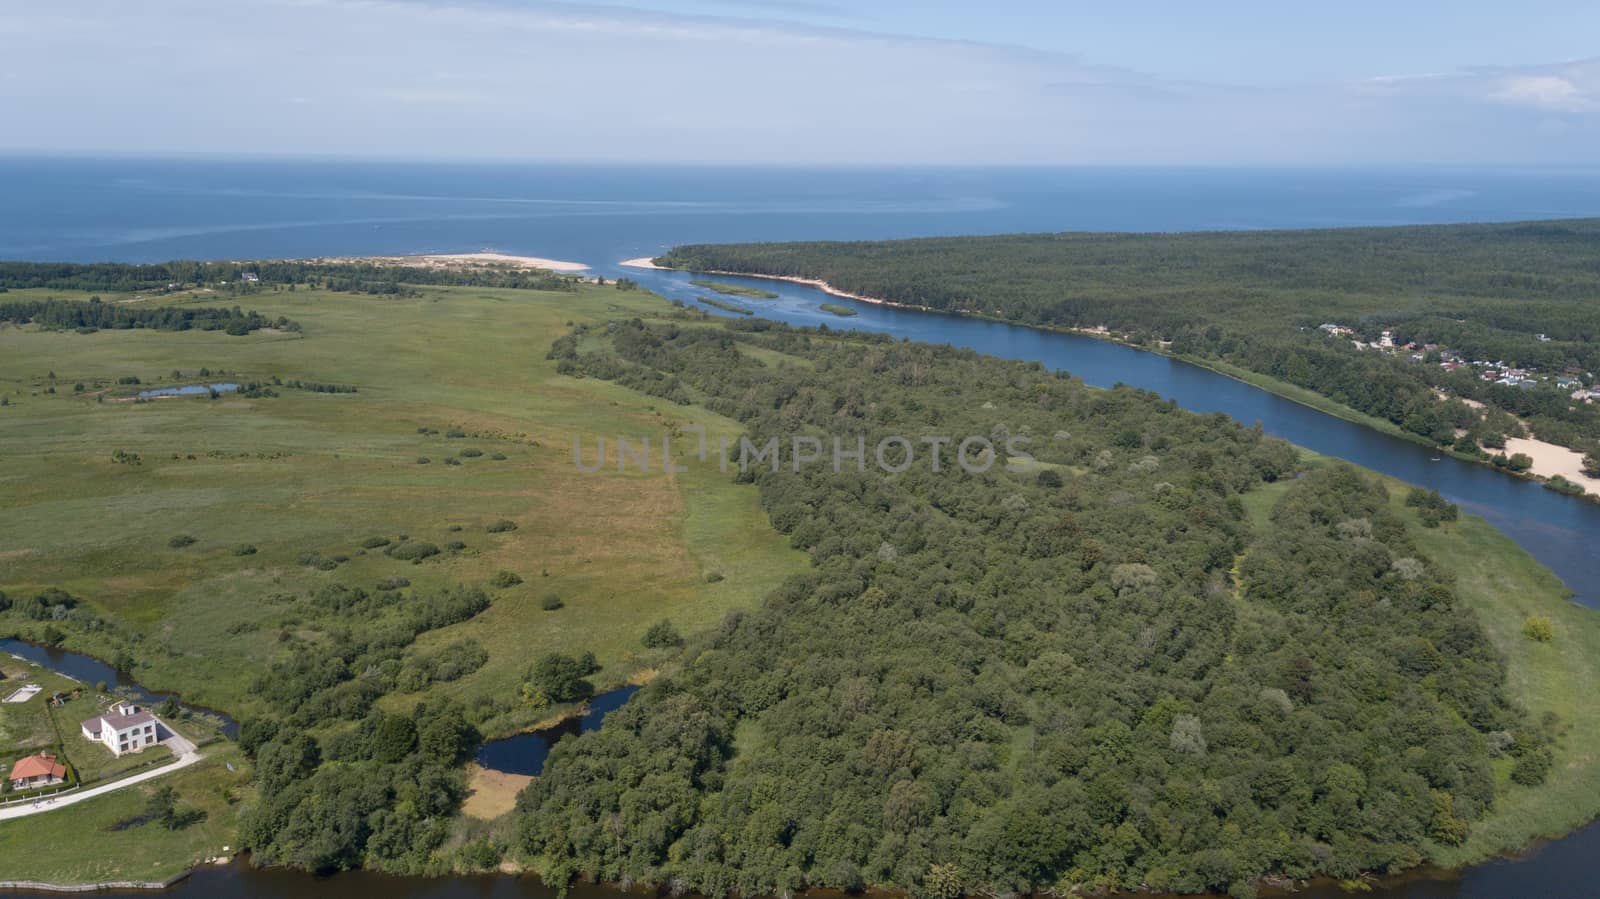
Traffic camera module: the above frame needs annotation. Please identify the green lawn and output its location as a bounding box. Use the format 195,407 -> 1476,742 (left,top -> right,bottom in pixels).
0,746 -> 250,886
1,662 -> 77,761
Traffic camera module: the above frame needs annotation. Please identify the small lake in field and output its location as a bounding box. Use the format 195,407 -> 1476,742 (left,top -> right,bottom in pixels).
136,382 -> 239,398
475,685 -> 641,776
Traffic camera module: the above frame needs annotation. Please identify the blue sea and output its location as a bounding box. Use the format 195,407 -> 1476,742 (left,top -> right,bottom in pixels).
3,157 -> 1600,267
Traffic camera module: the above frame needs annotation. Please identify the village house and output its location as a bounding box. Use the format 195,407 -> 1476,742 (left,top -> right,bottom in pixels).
80,701 -> 159,756
8,751 -> 66,790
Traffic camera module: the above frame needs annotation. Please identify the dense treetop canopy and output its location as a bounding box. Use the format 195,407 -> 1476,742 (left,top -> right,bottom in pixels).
515,317 -> 1548,897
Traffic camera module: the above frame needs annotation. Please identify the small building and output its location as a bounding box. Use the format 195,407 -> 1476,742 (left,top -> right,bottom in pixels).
81,702 -> 159,756
241,272 -> 260,283
9,752 -> 66,790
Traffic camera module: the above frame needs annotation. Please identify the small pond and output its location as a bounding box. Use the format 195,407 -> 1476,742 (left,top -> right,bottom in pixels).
136,382 -> 240,398
475,684 -> 641,776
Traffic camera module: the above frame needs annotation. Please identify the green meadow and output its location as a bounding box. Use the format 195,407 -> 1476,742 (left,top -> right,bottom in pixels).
0,282 -> 806,723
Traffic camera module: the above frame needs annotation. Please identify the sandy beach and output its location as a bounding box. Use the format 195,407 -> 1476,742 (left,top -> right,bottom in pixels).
619,256 -> 667,270
1504,436 -> 1599,494
313,252 -> 590,272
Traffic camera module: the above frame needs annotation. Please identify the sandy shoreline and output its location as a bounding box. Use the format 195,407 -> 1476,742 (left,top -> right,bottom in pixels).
619,256 -> 667,270
1504,436 -> 1600,493
311,252 -> 590,272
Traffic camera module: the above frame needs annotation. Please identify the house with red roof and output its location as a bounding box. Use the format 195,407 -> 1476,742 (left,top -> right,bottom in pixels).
9,752 -> 67,790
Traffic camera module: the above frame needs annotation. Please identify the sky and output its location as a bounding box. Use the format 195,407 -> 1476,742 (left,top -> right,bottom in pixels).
2,0 -> 1597,165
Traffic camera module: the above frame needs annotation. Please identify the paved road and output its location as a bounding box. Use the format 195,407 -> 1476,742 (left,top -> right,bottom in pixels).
0,735 -> 201,822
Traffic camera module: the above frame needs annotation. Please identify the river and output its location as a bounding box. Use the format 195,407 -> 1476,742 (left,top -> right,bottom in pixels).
614,266 -> 1599,607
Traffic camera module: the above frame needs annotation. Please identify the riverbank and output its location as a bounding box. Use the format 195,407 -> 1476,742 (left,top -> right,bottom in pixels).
647,261 -> 1596,501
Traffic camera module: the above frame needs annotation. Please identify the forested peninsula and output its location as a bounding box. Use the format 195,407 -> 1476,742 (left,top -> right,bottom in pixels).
654,222 -> 1600,487
517,315 -> 1571,897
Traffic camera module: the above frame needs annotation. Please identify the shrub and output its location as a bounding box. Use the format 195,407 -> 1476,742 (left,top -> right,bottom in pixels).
459,448 -> 484,458
1523,615 -> 1555,642
1511,748 -> 1554,786
1036,468 -> 1063,488
231,544 -> 258,556
491,570 -> 523,588
642,619 -> 683,649
490,452 -> 507,461
705,571 -> 725,583
446,540 -> 467,551
540,593 -> 564,611
361,536 -> 392,549
486,519 -> 517,533
1544,476 -> 1585,496
375,576 -> 410,591
524,651 -> 598,703
445,428 -> 466,438
169,534 -> 197,548
416,457 -> 430,465
386,541 -> 439,562
299,547 -> 339,566
444,457 -> 461,466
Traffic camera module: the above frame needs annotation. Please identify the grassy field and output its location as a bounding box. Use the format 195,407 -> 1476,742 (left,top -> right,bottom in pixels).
818,303 -> 858,317
1241,452 -> 1600,866
0,745 -> 250,886
0,282 -> 806,723
1,661 -> 78,779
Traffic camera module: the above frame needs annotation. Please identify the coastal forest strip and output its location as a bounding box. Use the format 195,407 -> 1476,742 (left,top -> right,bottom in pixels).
655,222 -> 1600,479
516,316 -> 1568,897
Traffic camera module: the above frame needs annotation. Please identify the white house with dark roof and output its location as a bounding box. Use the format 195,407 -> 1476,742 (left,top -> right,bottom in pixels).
80,701 -> 159,756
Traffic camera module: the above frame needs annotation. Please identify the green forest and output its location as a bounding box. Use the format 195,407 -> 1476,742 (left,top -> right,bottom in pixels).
0,259 -> 580,298
0,297 -> 296,335
515,317 -> 1555,897
656,221 -> 1600,453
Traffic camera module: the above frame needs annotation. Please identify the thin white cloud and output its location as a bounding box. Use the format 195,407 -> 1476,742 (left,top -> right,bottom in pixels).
1,0 -> 1597,165
1488,75 -> 1596,113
